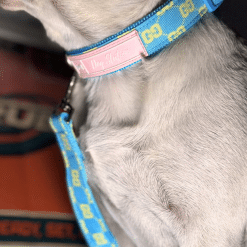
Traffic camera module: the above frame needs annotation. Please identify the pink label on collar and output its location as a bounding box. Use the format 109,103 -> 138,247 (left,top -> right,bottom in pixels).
66,30 -> 148,78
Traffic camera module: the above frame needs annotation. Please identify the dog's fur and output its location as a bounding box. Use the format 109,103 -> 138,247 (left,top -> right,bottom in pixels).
2,0 -> 247,246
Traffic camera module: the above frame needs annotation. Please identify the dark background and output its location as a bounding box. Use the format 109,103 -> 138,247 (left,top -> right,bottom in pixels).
214,0 -> 247,41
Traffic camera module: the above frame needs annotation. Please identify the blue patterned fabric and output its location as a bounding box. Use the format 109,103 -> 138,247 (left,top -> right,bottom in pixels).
49,113 -> 118,247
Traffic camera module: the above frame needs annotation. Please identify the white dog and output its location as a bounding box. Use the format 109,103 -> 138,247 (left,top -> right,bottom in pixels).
2,0 -> 247,246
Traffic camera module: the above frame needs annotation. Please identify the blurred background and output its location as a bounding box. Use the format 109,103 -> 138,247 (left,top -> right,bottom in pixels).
0,0 -> 246,246
0,5 -> 86,247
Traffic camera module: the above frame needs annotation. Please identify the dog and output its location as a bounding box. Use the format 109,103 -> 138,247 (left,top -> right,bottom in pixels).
1,0 -> 247,246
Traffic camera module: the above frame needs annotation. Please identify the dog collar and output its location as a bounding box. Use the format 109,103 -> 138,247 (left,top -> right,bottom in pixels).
66,0 -> 223,79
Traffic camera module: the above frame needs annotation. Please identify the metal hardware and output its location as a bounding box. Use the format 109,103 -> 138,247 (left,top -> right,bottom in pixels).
53,73 -> 77,122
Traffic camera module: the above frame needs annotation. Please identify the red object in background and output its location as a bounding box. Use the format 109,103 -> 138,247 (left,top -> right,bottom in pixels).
0,45 -> 86,246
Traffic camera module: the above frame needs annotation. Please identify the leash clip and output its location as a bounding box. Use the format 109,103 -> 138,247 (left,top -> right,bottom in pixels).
53,73 -> 77,122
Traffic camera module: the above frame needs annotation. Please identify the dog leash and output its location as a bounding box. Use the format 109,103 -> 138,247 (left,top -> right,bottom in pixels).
49,113 -> 118,247
49,1 -> 224,246
66,0 -> 224,79
49,76 -> 118,247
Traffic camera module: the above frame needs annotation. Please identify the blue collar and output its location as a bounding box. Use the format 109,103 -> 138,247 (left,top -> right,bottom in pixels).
66,0 -> 224,79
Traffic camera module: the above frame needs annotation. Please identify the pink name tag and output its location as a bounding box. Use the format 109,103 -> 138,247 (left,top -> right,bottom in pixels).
66,30 -> 148,78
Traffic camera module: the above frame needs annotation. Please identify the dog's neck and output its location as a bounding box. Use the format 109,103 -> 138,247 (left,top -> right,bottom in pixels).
73,14 -> 233,129
78,13 -> 218,121
81,61 -> 145,127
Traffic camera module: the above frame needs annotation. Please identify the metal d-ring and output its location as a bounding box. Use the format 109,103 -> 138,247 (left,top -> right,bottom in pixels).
53,72 -> 77,122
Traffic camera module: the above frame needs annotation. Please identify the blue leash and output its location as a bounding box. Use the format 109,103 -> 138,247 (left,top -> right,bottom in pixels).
49,112 -> 118,247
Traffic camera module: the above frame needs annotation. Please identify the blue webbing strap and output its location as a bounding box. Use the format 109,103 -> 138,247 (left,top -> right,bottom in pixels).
49,113 -> 118,247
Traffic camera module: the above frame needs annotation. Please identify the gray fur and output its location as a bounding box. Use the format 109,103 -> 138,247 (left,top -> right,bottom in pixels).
2,0 -> 247,246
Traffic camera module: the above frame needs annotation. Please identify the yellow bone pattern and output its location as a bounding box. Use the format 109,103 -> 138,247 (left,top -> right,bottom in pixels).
168,25 -> 186,41
80,220 -> 89,234
179,0 -> 195,18
157,1 -> 174,16
71,169 -> 81,187
60,133 -> 71,150
199,4 -> 207,16
140,0 -> 208,48
93,233 -> 108,245
68,187 -> 76,203
62,151 -> 70,168
98,219 -> 107,232
85,188 -> 94,204
80,204 -> 94,219
141,23 -> 163,44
